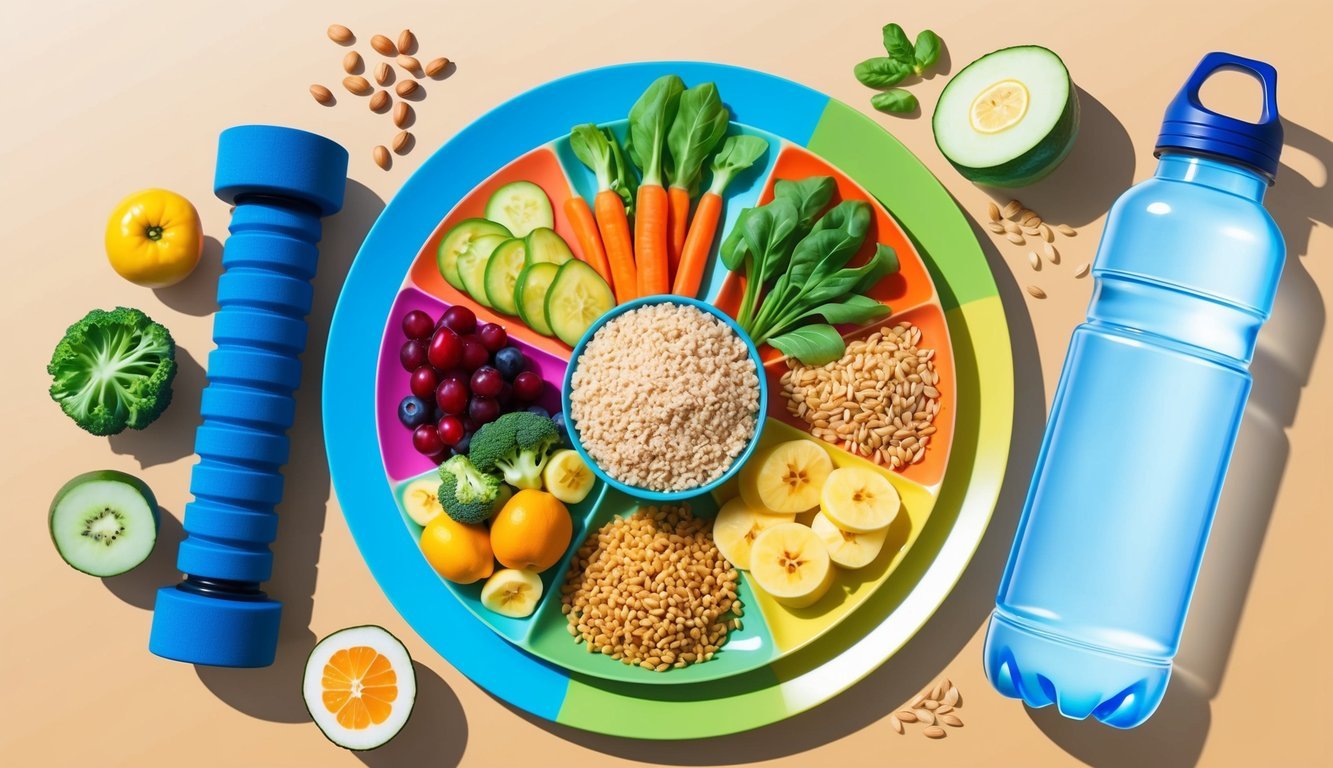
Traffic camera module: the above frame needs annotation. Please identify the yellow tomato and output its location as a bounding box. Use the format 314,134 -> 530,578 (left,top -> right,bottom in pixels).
420,515 -> 494,584
489,489 -> 572,572
105,188 -> 203,288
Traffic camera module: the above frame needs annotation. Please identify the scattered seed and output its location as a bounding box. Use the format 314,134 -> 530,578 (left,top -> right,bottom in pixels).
327,24 -> 354,44
923,700 -> 939,711
342,75 -> 372,95
309,84 -> 334,105
1006,232 -> 1025,245
392,130 -> 413,154
395,80 -> 420,98
986,221 -> 1005,234
943,687 -> 960,707
936,705 -> 953,714
342,50 -> 363,74
375,62 -> 394,86
369,90 -> 390,112
923,726 -> 947,739
916,708 -> 936,725
1041,223 -> 1055,242
1044,242 -> 1059,264
889,714 -> 904,734
397,54 -> 421,74
1028,251 -> 1041,271
1074,263 -> 1090,278
1002,220 -> 1020,234
425,56 -> 450,77
1056,223 -> 1077,237
1021,224 -> 1042,236
1001,199 -> 1022,218
940,714 -> 964,727
897,710 -> 918,723
397,28 -> 416,54
1026,285 -> 1047,299
393,101 -> 412,128
370,34 -> 397,56
372,145 -> 390,170
986,202 -> 1001,222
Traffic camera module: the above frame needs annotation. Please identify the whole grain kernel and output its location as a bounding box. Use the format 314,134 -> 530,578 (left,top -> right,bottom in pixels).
370,34 -> 397,56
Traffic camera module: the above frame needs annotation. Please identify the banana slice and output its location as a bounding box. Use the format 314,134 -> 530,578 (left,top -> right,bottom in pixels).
811,511 -> 888,570
739,439 -> 833,514
712,498 -> 794,570
480,568 -> 544,618
820,466 -> 900,533
402,477 -> 444,526
749,522 -> 833,608
543,449 -> 595,504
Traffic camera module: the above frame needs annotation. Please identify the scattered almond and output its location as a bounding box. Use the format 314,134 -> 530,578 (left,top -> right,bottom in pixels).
369,90 -> 390,112
1041,224 -> 1055,242
1075,263 -> 1090,278
986,202 -> 1001,222
425,57 -> 450,77
370,34 -> 397,56
1056,223 -> 1078,237
936,705 -> 953,715
372,145 -> 390,170
923,700 -> 939,711
939,714 -> 964,727
397,28 -> 416,54
393,101 -> 412,128
897,710 -> 918,723
923,726 -> 947,739
915,708 -> 936,725
342,51 -> 362,74
1002,220 -> 1020,234
392,130 -> 413,154
395,80 -> 420,98
888,714 -> 904,735
1028,251 -> 1041,271
943,687 -> 960,707
986,221 -> 1004,234
327,24 -> 354,44
1027,285 -> 1047,299
309,84 -> 334,105
375,62 -> 394,86
1001,199 -> 1022,218
1044,242 -> 1060,264
342,75 -> 372,96
398,54 -> 421,74
1006,232 -> 1025,245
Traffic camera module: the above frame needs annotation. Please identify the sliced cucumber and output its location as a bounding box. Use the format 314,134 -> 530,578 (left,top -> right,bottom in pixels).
516,262 -> 559,336
524,227 -> 575,267
457,233 -> 507,308
485,181 -> 553,238
545,259 -> 614,347
50,470 -> 159,577
933,45 -> 1079,187
484,238 -> 528,316
437,218 -> 511,291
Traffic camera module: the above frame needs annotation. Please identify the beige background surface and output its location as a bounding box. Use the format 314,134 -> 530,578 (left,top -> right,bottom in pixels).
1,0 -> 1329,765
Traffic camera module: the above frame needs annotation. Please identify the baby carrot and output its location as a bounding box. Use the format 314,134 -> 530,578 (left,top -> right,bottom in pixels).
568,123 -> 637,303
635,184 -> 669,296
563,196 -> 613,288
667,185 -> 691,276
671,191 -> 723,298
595,190 -> 636,303
627,75 -> 684,297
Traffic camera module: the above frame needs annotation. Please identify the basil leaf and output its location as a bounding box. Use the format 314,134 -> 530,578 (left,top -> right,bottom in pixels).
853,57 -> 911,89
881,23 -> 915,63
768,324 -> 846,367
791,294 -> 891,326
627,75 -> 685,185
871,89 -> 918,114
913,30 -> 942,74
773,176 -> 836,232
666,82 -> 729,191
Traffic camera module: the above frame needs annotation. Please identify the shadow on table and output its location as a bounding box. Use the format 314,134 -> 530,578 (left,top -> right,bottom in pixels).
1028,119 -> 1328,768
108,346 -> 206,468
155,235 -> 223,317
354,662 -> 469,768
103,507 -> 184,609
149,179 -> 385,722
510,203 -> 1049,763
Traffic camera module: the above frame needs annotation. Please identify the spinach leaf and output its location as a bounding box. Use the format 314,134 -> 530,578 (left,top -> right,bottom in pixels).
768,324 -> 846,366
759,245 -> 899,343
569,124 -> 613,190
881,23 -> 915,63
720,208 -> 750,271
773,176 -> 836,232
627,75 -> 685,186
753,201 -> 870,340
853,57 -> 911,89
913,30 -> 942,74
789,294 -> 892,326
871,89 -> 918,114
737,198 -> 799,328
666,82 -> 729,194
605,128 -> 639,219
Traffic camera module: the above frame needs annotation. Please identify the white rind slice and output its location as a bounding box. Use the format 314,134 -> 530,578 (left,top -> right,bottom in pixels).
303,626 -> 416,751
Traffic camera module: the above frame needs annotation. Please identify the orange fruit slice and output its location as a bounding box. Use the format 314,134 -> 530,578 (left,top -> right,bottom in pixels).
303,626 -> 416,750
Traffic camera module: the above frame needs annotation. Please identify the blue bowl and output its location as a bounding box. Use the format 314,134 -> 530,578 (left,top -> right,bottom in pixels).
561,295 -> 768,502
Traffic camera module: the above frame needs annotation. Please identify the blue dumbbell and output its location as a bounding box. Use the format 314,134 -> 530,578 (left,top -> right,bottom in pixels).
149,125 -> 348,668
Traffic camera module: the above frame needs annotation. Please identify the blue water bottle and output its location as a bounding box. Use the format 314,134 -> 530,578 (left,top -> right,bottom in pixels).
984,53 -> 1285,728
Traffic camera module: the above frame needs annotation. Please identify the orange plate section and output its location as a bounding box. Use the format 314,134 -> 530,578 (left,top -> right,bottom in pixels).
407,146 -> 579,359
763,303 -> 955,488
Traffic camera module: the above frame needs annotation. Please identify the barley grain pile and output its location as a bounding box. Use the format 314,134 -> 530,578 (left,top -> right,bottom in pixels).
569,303 -> 759,492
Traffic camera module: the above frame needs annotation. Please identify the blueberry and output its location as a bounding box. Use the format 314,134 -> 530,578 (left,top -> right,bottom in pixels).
493,346 -> 527,381
398,396 -> 431,429
454,431 -> 472,455
524,405 -> 550,419
552,411 -> 571,447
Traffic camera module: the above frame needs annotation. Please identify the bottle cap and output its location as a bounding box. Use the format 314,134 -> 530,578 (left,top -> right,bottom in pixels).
1155,52 -> 1283,180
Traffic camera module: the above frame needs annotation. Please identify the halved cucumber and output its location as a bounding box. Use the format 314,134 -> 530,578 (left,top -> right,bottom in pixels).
516,262 -> 559,336
933,45 -> 1079,187
483,238 -> 528,315
524,227 -> 574,266
485,181 -> 552,238
49,470 -> 159,577
457,233 -> 508,308
437,218 -> 511,291
545,259 -> 614,347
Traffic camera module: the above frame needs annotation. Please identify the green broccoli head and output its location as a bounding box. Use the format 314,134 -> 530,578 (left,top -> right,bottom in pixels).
437,455 -> 504,524
47,307 -> 177,436
468,411 -> 560,490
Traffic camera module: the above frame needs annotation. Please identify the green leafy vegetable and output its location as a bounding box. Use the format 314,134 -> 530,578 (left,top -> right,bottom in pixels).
666,82 -> 729,194
773,176 -> 836,231
605,127 -> 639,218
735,198 -> 799,328
788,294 -> 892,326
913,30 -> 942,74
767,325 -> 845,367
627,75 -> 685,186
871,89 -> 918,114
881,23 -> 915,63
853,57 -> 912,88
569,124 -> 614,189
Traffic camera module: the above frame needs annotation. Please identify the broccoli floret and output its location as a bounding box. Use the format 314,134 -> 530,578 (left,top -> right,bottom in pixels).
468,411 -> 560,490
437,455 -> 505,524
47,307 -> 177,436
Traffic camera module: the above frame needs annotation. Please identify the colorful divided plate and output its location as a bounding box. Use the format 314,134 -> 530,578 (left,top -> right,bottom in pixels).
325,62 -> 1013,737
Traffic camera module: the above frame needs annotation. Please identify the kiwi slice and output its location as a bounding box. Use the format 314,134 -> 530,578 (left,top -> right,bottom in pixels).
49,470 -> 159,576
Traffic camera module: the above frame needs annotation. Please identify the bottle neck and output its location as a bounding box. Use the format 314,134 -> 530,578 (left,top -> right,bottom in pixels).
1154,151 -> 1269,201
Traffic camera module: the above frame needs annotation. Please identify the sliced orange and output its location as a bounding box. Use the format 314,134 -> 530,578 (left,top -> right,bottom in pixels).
303,626 -> 416,750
